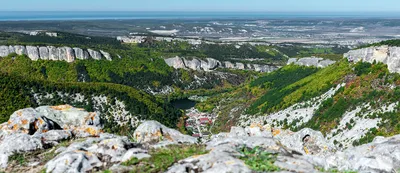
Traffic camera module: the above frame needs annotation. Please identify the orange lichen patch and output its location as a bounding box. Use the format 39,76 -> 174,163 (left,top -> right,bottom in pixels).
249,123 -> 263,129
84,112 -> 97,123
153,130 -> 162,137
111,145 -> 118,150
7,120 -> 12,125
51,105 -> 73,111
41,129 -> 48,133
272,129 -> 281,136
164,134 -> 174,141
12,124 -> 19,131
85,127 -> 101,136
39,118 -> 44,125
17,111 -> 22,116
21,119 -> 29,125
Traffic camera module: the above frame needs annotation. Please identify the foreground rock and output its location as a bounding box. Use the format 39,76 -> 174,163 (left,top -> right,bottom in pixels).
1,105 -> 400,172
164,56 -> 278,72
344,45 -> 400,73
0,45 -> 112,62
133,120 -> 197,147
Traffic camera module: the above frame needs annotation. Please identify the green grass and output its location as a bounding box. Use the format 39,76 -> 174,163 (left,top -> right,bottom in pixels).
238,146 -> 280,172
8,153 -> 26,165
122,145 -> 209,173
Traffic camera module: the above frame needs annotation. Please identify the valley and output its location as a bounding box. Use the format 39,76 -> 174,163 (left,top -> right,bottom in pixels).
0,16 -> 400,173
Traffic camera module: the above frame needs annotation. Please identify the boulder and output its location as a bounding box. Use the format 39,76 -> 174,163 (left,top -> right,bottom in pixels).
45,150 -> 102,173
133,120 -> 197,145
40,130 -> 72,145
5,108 -> 59,135
183,58 -> 201,71
275,128 -> 335,156
26,46 -> 40,60
164,56 -> 186,69
35,105 -> 101,129
121,148 -> 151,162
88,136 -> 136,162
0,133 -> 43,168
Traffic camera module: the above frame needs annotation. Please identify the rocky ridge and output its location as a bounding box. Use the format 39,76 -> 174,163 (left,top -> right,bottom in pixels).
287,57 -> 336,68
344,45 -> 400,73
0,105 -> 399,172
164,56 -> 279,72
0,45 -> 112,62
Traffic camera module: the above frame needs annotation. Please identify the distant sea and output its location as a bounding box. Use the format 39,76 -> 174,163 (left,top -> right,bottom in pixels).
0,11 -> 400,21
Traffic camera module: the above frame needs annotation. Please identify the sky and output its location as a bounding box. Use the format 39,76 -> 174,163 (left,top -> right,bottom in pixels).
1,0 -> 400,12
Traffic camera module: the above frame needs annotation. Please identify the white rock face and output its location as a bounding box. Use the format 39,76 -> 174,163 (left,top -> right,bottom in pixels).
100,50 -> 112,61
0,45 -> 112,62
164,56 -> 278,72
48,46 -> 59,60
0,46 -> 10,57
73,47 -> 89,60
164,56 -> 186,69
133,120 -> 197,145
39,46 -> 49,60
88,49 -> 102,60
26,46 -> 40,61
14,45 -> 27,55
344,45 -> 400,73
287,57 -> 336,68
183,58 -> 202,71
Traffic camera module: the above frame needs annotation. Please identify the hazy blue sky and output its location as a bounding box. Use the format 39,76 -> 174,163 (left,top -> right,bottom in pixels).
1,0 -> 400,12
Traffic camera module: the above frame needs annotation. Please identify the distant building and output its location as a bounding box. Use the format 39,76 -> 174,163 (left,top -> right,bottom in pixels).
199,118 -> 211,125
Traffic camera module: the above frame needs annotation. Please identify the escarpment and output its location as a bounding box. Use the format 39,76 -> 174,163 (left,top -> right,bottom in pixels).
344,45 -> 400,73
164,56 -> 279,72
287,57 -> 336,68
0,45 -> 112,62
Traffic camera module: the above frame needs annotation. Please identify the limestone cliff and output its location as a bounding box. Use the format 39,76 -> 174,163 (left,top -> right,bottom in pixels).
287,57 -> 336,68
164,56 -> 278,72
0,45 -> 112,62
344,45 -> 400,73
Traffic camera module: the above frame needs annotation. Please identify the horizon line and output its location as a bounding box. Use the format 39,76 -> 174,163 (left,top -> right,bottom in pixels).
1,10 -> 400,13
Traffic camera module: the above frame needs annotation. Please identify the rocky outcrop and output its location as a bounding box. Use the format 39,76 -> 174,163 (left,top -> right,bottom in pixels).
168,122 -> 400,173
164,56 -> 278,72
133,120 -> 197,146
0,45 -> 112,62
0,106 -> 400,173
344,45 -> 400,73
287,57 -> 336,68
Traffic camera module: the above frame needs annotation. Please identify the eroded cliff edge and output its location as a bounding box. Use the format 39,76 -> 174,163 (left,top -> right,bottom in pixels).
345,45 -> 400,73
0,45 -> 112,62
